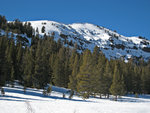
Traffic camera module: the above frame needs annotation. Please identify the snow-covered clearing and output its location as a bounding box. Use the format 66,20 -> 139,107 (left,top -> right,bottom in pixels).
0,85 -> 150,113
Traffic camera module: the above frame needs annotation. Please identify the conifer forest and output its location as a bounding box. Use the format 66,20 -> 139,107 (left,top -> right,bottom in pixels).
0,15 -> 150,100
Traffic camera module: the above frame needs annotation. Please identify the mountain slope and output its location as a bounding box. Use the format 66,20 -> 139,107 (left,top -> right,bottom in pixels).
29,20 -> 150,61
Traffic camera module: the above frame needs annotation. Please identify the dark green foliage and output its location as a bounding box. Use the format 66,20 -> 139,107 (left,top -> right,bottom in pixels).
1,88 -> 5,96
0,15 -> 7,29
16,35 -> 29,46
47,86 -> 52,96
141,67 -> 150,94
5,39 -> 16,84
102,60 -> 112,97
92,53 -> 106,96
16,43 -> 24,80
68,54 -> 79,91
77,49 -> 93,97
0,15 -> 150,100
0,15 -> 33,37
69,90 -> 74,99
132,66 -> 141,94
22,47 -> 34,87
53,47 -> 71,88
41,26 -> 45,33
109,62 -> 126,100
34,41 -> 51,89
0,36 -> 8,87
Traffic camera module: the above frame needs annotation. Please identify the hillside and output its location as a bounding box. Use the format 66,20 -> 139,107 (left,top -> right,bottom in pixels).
29,20 -> 150,61
1,84 -> 150,113
0,17 -> 150,113
0,19 -> 150,61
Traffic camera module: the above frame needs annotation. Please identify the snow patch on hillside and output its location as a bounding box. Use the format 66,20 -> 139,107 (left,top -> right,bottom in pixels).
0,29 -> 31,46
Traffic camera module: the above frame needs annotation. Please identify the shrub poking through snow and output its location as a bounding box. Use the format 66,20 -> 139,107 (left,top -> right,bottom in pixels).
47,86 -> 52,96
69,90 -> 74,99
1,88 -> 5,96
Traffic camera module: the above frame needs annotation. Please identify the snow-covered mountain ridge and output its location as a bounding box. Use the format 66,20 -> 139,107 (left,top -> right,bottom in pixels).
29,20 -> 150,61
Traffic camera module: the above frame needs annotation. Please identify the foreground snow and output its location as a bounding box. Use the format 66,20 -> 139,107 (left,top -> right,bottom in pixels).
0,85 -> 150,113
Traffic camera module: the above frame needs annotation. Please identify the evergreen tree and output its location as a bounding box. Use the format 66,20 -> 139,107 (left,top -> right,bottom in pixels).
89,46 -> 100,97
36,28 -> 39,35
5,39 -> 16,84
0,15 -> 7,29
102,60 -> 112,98
0,36 -> 7,87
41,26 -> 45,33
64,47 -> 71,88
123,61 -> 133,93
56,39 -> 62,51
10,66 -> 15,87
16,43 -> 23,81
68,54 -> 79,91
132,66 -> 141,94
53,56 -> 64,87
69,47 -> 77,71
77,49 -> 93,98
109,62 -> 126,101
34,41 -> 51,89
141,67 -> 150,94
92,46 -> 100,65
93,54 -> 106,98
22,47 -> 34,87
53,47 -> 67,87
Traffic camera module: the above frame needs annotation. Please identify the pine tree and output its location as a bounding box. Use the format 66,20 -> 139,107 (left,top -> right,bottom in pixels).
41,26 -> 45,33
93,54 -> 106,98
92,46 -> 100,65
69,47 -> 77,71
63,47 -> 71,88
22,47 -> 34,87
5,39 -> 16,84
10,66 -> 15,87
89,46 -> 100,97
103,60 -> 112,98
34,41 -> 51,89
53,47 -> 66,87
141,66 -> 150,94
123,61 -> 133,93
16,43 -> 23,81
0,36 -> 7,88
36,28 -> 39,35
56,39 -> 62,51
68,54 -> 79,91
109,62 -> 126,101
53,57 -> 64,87
77,49 -> 93,98
132,66 -> 141,94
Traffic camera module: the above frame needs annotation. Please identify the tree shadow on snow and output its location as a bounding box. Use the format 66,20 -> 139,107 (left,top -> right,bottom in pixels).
1,87 -> 92,103
116,96 -> 150,103
0,95 -> 45,102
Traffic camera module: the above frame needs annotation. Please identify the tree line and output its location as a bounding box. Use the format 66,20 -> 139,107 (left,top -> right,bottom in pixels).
0,34 -> 150,99
0,15 -> 33,37
0,15 -> 150,100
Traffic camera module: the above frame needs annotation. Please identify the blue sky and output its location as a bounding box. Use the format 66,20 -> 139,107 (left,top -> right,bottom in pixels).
1,0 -> 150,39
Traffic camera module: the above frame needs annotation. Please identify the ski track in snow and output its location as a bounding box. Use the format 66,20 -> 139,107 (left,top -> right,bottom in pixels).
25,100 -> 35,113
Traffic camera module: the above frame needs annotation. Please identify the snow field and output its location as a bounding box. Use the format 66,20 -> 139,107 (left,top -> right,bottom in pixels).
0,85 -> 150,113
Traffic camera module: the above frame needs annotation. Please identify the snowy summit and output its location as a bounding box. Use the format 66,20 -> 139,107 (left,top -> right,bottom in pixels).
28,20 -> 150,61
